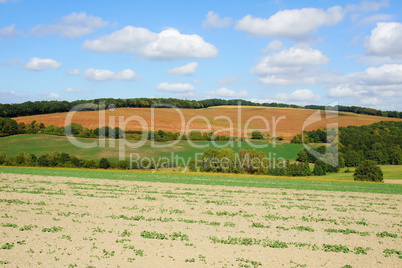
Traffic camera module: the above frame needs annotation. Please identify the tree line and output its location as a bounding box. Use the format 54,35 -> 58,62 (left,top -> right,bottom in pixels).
188,148 -> 314,177
0,151 -> 172,170
0,118 -> 242,142
292,121 -> 402,167
1,98 -> 401,119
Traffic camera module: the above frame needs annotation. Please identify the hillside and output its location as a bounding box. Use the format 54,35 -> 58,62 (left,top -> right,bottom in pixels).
13,106 -> 402,140
0,134 -> 305,161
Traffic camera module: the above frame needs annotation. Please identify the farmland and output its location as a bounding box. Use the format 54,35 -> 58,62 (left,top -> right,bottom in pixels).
0,168 -> 401,267
13,106 -> 402,140
0,134 -> 305,161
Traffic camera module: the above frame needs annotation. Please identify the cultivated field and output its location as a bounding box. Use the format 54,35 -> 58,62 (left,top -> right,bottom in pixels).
0,134 -> 305,161
0,169 -> 401,267
13,106 -> 402,140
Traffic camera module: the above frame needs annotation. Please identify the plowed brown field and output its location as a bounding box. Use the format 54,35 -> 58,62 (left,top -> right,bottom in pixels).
13,106 -> 402,140
0,172 -> 401,267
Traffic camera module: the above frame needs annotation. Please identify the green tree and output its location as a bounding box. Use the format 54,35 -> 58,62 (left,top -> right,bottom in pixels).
99,158 -> 110,169
296,149 -> 311,163
251,130 -> 263,140
313,161 -> 326,176
353,160 -> 383,182
238,148 -> 267,174
0,117 -> 18,136
0,152 -> 6,165
65,122 -> 84,136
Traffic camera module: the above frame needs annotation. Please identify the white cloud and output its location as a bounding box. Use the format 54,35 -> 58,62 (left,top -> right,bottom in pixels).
156,82 -> 195,93
0,89 -> 27,103
41,92 -> 61,99
357,14 -> 393,25
202,11 -> 232,28
67,68 -> 80,75
1,89 -> 25,97
167,62 -> 198,75
207,87 -> 248,98
25,57 -> 61,71
64,87 -> 90,93
347,1 -> 392,26
252,89 -> 321,105
328,84 -> 367,98
83,26 -> 218,60
346,0 -> 390,13
360,96 -> 381,106
216,75 -> 238,85
0,24 -> 19,37
252,44 -> 330,85
32,12 -> 108,38
261,40 -> 284,52
356,64 -> 402,85
236,6 -> 344,40
83,68 -> 140,81
365,22 -> 402,59
275,89 -> 321,103
328,64 -> 402,109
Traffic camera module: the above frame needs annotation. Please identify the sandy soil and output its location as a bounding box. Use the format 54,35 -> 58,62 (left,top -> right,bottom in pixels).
0,173 -> 401,267
384,179 -> 402,185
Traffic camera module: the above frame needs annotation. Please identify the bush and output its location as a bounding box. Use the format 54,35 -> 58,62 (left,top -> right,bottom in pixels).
353,160 -> 383,182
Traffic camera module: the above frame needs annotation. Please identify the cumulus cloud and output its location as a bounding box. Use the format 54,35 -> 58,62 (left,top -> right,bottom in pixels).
261,40 -> 284,52
83,26 -> 218,60
328,84 -> 367,98
32,12 -> 108,38
202,11 -> 232,28
83,68 -> 140,81
365,22 -> 402,60
252,44 -> 330,85
156,82 -> 195,93
207,87 -> 248,98
64,87 -> 90,93
25,57 -> 61,71
0,24 -> 19,37
355,64 -> 402,85
167,62 -> 198,75
236,6 -> 344,40
328,64 -> 402,109
67,68 -> 80,75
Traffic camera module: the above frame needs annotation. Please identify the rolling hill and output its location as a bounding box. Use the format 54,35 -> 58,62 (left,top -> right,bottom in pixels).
13,106 -> 402,140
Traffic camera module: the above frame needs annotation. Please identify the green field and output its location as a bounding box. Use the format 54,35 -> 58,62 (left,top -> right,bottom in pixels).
0,134 -> 305,161
322,166 -> 402,180
1,166 -> 401,195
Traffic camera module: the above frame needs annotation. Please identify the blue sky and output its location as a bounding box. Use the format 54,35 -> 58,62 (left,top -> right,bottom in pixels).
1,0 -> 402,110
